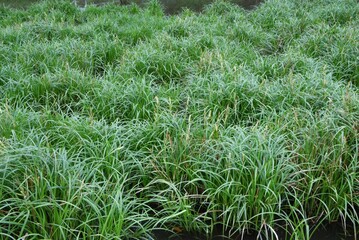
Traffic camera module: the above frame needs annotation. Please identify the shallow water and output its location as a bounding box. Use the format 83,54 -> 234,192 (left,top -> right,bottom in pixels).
0,0 -> 262,14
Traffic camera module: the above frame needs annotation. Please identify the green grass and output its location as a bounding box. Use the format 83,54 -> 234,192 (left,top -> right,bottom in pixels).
0,0 -> 358,239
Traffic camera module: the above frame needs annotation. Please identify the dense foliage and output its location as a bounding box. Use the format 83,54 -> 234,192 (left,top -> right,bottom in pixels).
0,0 -> 358,239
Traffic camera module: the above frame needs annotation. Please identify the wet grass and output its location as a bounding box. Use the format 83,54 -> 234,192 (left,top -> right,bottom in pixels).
0,0 -> 358,239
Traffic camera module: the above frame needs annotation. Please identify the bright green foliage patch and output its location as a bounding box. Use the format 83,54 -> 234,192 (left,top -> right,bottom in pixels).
0,0 -> 358,239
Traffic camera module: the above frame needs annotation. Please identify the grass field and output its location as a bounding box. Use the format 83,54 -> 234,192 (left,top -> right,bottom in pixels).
0,0 -> 358,239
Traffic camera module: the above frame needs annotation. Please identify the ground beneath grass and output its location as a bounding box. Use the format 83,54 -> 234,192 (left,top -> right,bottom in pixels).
0,0 -> 358,239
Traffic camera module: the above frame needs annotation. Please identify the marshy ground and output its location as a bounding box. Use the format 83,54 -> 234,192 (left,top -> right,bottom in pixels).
0,0 -> 358,239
